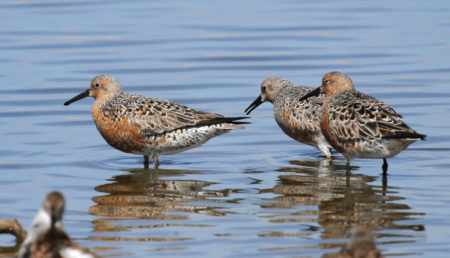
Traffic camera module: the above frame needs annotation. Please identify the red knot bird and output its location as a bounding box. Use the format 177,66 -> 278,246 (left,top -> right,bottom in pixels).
64,75 -> 248,168
245,77 -> 332,157
300,71 -> 426,174
19,191 -> 99,258
336,226 -> 383,258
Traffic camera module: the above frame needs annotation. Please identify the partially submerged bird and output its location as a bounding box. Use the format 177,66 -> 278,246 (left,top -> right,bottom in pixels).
245,77 -> 332,157
64,75 -> 248,168
336,226 -> 383,258
300,71 -> 426,174
19,191 -> 99,258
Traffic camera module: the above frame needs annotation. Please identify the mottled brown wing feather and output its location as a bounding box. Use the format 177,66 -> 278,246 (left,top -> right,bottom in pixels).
275,86 -> 323,132
105,94 -> 241,135
327,91 -> 423,142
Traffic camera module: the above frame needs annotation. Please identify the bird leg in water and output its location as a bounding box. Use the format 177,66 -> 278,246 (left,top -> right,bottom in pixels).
346,159 -> 351,175
382,158 -> 388,176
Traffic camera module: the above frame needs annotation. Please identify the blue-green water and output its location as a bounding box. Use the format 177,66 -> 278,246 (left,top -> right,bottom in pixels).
0,1 -> 449,257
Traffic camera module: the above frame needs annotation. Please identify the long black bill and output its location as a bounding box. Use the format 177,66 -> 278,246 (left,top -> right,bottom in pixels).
64,89 -> 90,106
299,87 -> 321,101
245,95 -> 263,115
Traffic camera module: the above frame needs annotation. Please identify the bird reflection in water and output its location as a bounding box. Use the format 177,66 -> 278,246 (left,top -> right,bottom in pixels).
89,167 -> 240,243
260,158 -> 425,257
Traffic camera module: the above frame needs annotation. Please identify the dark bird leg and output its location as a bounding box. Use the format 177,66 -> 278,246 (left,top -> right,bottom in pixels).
346,159 -> 351,175
152,154 -> 160,169
382,158 -> 388,176
144,155 -> 150,169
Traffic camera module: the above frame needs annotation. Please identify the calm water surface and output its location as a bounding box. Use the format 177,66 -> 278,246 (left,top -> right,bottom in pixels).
0,1 -> 449,257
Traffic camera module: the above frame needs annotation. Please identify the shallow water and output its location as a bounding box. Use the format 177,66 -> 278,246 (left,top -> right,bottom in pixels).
0,0 -> 449,257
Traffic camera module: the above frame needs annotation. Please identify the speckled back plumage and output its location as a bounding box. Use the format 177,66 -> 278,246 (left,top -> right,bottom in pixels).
322,90 -> 425,160
324,91 -> 416,140
246,77 -> 332,157
100,93 -> 228,135
273,85 -> 324,145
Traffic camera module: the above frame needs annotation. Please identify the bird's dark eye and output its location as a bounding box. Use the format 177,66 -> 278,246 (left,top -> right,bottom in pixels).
324,80 -> 330,84
262,86 -> 266,91
94,83 -> 100,88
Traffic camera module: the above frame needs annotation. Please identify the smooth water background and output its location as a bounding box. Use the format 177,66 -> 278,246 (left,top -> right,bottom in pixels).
0,0 -> 449,257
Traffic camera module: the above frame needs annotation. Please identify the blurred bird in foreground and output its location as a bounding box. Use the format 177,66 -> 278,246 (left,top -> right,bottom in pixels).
19,191 -> 99,258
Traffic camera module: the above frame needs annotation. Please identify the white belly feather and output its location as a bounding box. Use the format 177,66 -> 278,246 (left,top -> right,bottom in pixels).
141,124 -> 233,156
350,138 -> 419,159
